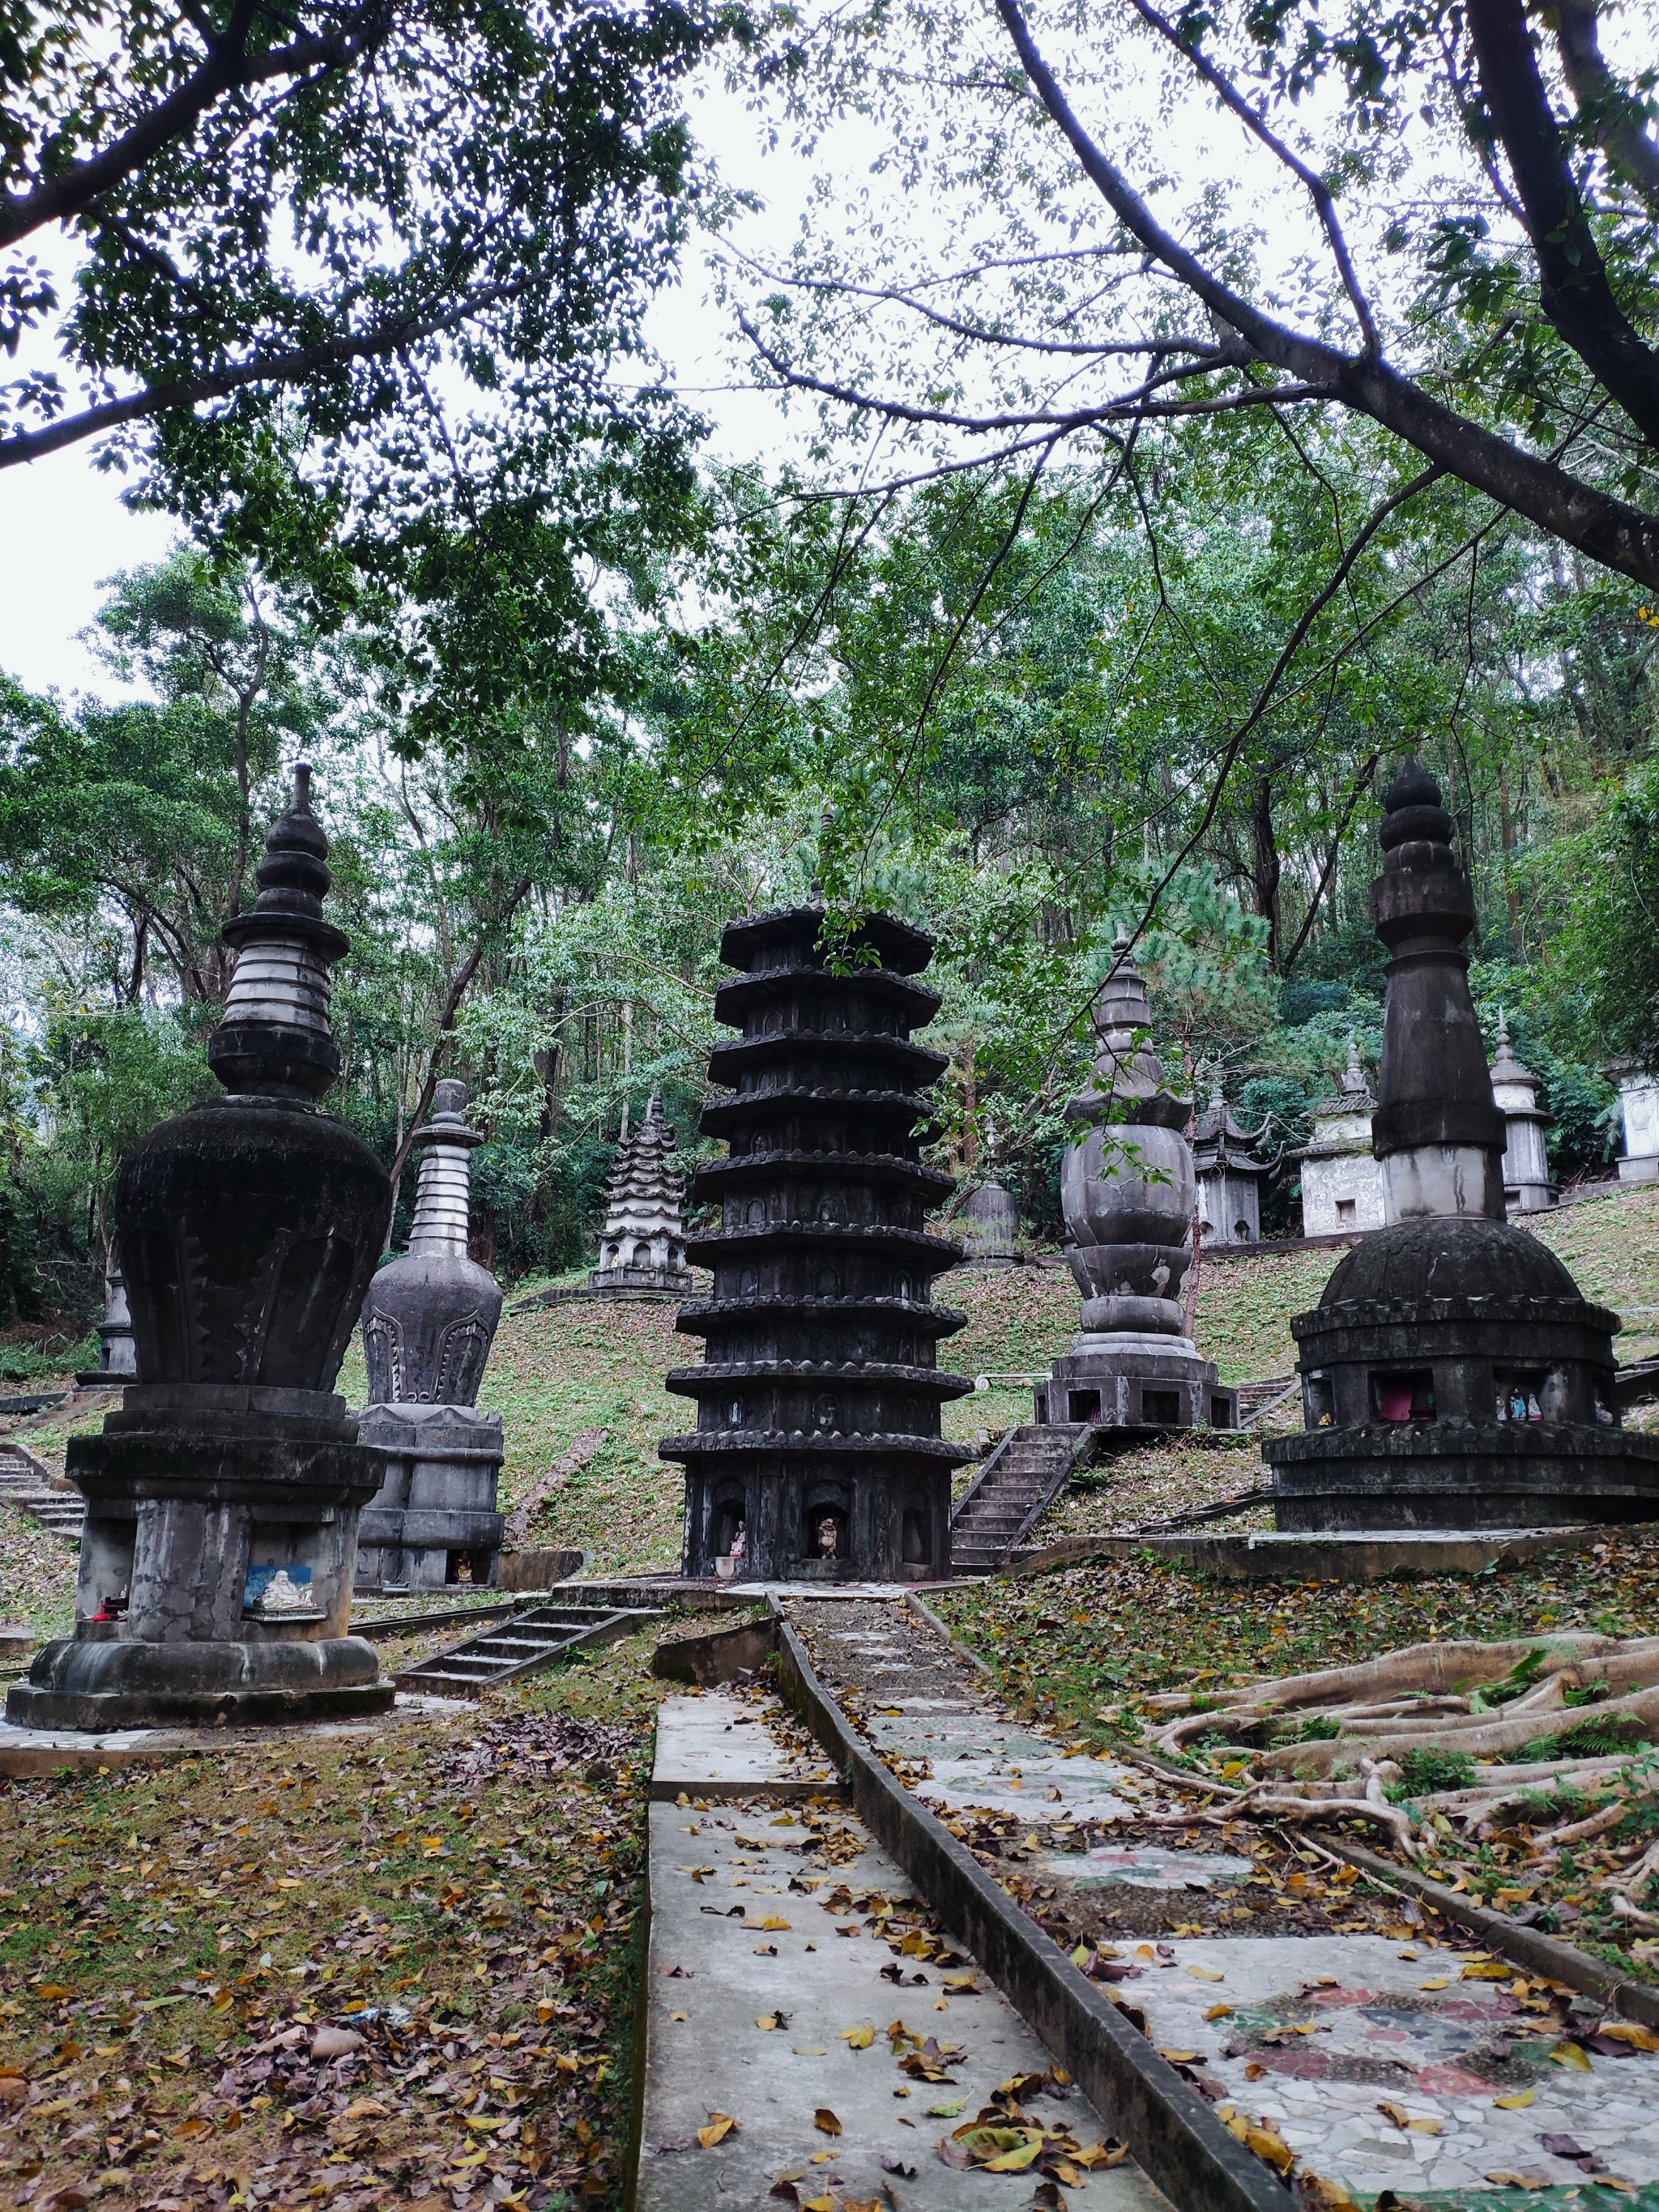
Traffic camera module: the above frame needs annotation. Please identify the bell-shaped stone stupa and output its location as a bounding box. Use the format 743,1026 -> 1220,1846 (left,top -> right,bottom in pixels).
11,769 -> 394,1727
356,1081 -> 505,1589
587,1094 -> 693,1296
1037,936 -> 1237,1430
662,906 -> 971,1579
1265,761 -> 1659,1529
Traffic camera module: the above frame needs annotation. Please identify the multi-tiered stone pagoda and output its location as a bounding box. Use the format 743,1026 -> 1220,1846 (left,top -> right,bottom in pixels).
356,1081 -> 505,1590
1038,937 -> 1238,1430
587,1093 -> 693,1297
662,906 -> 971,1580
11,769 -> 394,1728
1265,761 -> 1659,1529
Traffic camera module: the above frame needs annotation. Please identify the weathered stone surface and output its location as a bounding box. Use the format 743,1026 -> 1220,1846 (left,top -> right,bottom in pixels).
588,1092 -> 693,1295
11,769 -> 394,1731
1038,937 -> 1235,1430
1265,764 -> 1659,1532
957,1181 -> 1021,1265
662,906 -> 971,1581
356,1080 -> 505,1591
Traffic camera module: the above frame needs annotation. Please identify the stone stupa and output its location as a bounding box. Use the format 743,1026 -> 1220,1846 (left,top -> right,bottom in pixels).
663,906 -> 971,1579
1036,936 -> 1238,1430
356,1080 -> 505,1590
1265,761 -> 1659,1529
11,768 -> 394,1728
587,1093 -> 693,1297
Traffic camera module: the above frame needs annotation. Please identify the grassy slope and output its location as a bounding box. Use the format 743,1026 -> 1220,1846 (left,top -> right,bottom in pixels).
6,1184 -> 1656,1587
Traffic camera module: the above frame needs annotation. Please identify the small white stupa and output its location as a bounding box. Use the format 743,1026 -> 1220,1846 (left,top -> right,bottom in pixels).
588,1094 -> 693,1297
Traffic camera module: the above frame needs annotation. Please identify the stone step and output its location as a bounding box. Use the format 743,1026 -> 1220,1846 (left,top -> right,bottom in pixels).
394,1595 -> 665,1698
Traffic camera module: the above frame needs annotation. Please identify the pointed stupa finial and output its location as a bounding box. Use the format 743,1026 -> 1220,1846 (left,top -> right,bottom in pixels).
210,761 -> 350,1100
1371,757 -> 1505,1218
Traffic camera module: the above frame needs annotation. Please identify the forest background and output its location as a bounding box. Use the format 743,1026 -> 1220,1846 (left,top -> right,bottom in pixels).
2,0 -> 1657,1367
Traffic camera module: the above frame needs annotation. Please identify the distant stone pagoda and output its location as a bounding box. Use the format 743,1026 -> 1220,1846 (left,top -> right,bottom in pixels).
587,1094 -> 693,1297
1192,1078 -> 1272,1248
356,1080 -> 505,1591
662,906 -> 971,1580
11,769 -> 393,1728
1490,1013 -> 1555,1214
1265,761 -> 1659,1531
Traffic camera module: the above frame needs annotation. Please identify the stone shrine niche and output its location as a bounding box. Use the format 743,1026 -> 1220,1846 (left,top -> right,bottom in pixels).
1036,936 -> 1237,1432
356,1080 -> 506,1592
661,906 -> 971,1581
11,767 -> 394,1730
1265,761 -> 1659,1531
1293,1041 -> 1386,1238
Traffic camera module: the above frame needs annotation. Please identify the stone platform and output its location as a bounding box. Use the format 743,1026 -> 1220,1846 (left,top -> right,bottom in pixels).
0,1691 -> 463,1776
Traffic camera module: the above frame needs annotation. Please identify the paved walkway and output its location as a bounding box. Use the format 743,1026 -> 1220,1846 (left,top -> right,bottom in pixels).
638,1681 -> 1171,2210
790,1596 -> 1659,2210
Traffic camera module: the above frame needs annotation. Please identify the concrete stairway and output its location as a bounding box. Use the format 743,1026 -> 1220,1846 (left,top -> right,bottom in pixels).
0,1443 -> 83,1544
949,1421 -> 1090,1575
394,1587 -> 666,1698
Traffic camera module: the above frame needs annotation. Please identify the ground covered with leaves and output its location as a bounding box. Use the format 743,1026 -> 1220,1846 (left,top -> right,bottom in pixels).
0,1624 -> 681,2212
938,1536 -> 1659,1977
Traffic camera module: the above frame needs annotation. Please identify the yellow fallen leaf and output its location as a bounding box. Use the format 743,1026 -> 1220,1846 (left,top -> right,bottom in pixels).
1484,2176 -> 1549,2191
1493,2089 -> 1534,2110
1188,1966 -> 1225,1982
671,2011 -> 688,2022
463,2116 -> 504,2133
791,2045 -> 826,2056
1158,2049 -> 1202,2065
757,2016 -> 778,2032
983,2138 -> 1044,2172
1205,2004 -> 1234,2021
1408,2119 -> 1443,2136
1419,1977 -> 1450,1991
1461,1961 -> 1514,1980
754,1916 -> 791,1932
1243,2124 -> 1295,2175
813,2108 -> 842,2137
1073,2141 -> 1128,2171
1550,2039 -> 1593,2071
1596,2022 -> 1659,2053
697,2112 -> 737,2148
838,2025 -> 874,2048
1070,1942 -> 1090,1967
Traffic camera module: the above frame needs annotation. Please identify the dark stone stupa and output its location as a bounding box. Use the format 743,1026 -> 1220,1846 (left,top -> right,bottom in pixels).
1265,762 -> 1659,1530
662,906 -> 972,1580
356,1081 -> 505,1591
11,769 -> 395,1728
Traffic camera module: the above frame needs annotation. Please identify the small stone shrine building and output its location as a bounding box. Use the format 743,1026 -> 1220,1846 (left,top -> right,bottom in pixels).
10,769 -> 394,1728
662,906 -> 971,1580
1265,761 -> 1659,1531
1614,1063 -> 1659,1184
356,1080 -> 506,1591
1490,1012 -> 1555,1213
1192,1078 -> 1272,1247
587,1093 -> 693,1297
1294,1041 -> 1387,1238
1037,938 -> 1237,1431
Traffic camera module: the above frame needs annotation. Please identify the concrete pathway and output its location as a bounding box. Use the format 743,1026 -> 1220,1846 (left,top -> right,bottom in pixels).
790,1596 -> 1659,2211
637,1682 -> 1171,2211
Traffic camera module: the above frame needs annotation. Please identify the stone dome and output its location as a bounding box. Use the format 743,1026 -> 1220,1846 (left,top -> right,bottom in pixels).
1317,1214 -> 1580,1310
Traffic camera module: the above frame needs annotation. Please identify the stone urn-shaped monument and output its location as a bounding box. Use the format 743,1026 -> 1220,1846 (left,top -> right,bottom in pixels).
10,769 -> 395,1728
662,906 -> 971,1579
1265,762 -> 1659,1529
356,1081 -> 505,1590
586,1093 -> 693,1297
1037,938 -> 1237,1430
956,1182 -> 1021,1266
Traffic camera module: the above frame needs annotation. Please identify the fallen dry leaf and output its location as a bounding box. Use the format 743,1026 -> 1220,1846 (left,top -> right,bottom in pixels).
812,2107 -> 842,2137
697,2112 -> 738,2148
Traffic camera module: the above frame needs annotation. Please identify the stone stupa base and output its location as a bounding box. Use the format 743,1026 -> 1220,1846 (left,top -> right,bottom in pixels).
1265,1421 -> 1659,1531
1038,1331 -> 1239,1430
356,1404 -> 505,1592
6,1628 -> 392,1732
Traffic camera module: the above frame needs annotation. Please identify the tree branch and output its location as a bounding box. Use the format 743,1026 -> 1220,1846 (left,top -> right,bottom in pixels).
0,281 -> 517,470
992,0 -> 1659,587
1465,0 -> 1659,447
1553,0 -> 1659,217
0,4 -> 385,252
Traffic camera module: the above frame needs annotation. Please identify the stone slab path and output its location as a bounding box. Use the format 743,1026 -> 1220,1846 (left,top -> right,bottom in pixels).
790,1596 -> 1659,2212
637,1682 -> 1171,2212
